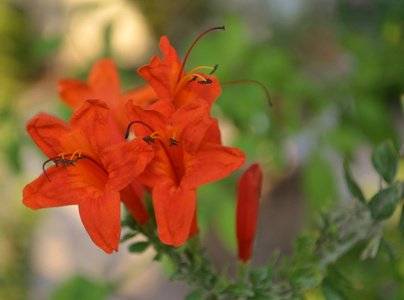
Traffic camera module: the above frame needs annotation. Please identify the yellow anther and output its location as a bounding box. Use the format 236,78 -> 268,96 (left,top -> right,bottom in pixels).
150,131 -> 161,140
57,152 -> 66,159
174,73 -> 210,96
70,150 -> 82,160
172,132 -> 176,140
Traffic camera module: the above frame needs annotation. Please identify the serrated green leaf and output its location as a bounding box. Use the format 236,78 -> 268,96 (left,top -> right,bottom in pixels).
360,233 -> 382,260
290,265 -> 323,291
250,268 -> 269,288
371,140 -> 398,184
343,160 -> 366,203
128,241 -> 149,253
226,285 -> 255,297
368,183 -> 402,220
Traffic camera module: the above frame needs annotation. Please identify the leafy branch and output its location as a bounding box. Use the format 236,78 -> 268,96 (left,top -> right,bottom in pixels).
122,139 -> 403,299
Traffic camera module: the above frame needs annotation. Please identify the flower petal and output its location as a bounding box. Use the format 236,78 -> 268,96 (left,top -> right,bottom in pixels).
58,58 -> 120,111
78,186 -> 121,253
182,144 -> 246,189
23,170 -> 82,209
160,36 -> 182,86
152,181 -> 196,246
26,113 -> 73,158
69,100 -> 111,153
138,55 -> 172,101
121,85 -> 158,109
102,138 -> 154,191
125,100 -> 169,138
22,156 -> 110,210
175,75 -> 221,109
58,79 -> 90,110
201,118 -> 222,145
172,98 -> 212,153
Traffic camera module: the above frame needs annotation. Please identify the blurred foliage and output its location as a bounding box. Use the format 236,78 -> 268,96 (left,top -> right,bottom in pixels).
50,275 -> 114,300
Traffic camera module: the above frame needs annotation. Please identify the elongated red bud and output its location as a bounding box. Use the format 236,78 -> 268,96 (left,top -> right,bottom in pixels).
236,163 -> 262,263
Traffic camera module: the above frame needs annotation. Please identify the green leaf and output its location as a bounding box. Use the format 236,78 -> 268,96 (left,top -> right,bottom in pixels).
153,252 -> 162,262
50,276 -> 113,300
250,268 -> 269,288
343,160 -> 366,204
322,279 -> 345,300
185,289 -> 206,300
226,285 -> 255,297
360,233 -> 382,260
290,265 -> 323,291
120,232 -> 137,243
302,155 -> 337,210
380,238 -> 397,261
128,241 -> 149,253
368,183 -> 402,220
371,140 -> 398,184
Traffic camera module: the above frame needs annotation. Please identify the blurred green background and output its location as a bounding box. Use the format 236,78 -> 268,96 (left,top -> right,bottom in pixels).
2,0 -> 404,299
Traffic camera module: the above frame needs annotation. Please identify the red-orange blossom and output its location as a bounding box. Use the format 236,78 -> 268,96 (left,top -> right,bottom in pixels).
23,100 -> 153,253
127,30 -> 246,246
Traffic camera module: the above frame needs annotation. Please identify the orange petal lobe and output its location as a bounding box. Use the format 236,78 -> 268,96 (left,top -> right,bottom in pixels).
152,181 -> 196,246
23,170 -> 82,209
78,186 -> 121,253
173,98 -> 212,153
69,100 -> 111,152
26,114 -> 72,158
183,144 -> 246,189
138,56 -> 172,101
102,138 -> 154,191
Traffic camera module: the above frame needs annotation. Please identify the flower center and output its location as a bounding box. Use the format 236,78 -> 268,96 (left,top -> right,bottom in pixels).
173,65 -> 218,97
126,121 -> 183,185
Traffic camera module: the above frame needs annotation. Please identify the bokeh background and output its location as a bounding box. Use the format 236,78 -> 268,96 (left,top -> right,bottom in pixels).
2,0 -> 404,299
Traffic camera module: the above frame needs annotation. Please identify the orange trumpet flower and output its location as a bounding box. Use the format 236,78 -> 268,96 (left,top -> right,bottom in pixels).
126,98 -> 246,246
22,100 -> 153,253
58,59 -> 155,224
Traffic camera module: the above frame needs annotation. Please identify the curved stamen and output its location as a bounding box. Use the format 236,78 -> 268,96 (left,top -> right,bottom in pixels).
175,65 -> 217,94
125,121 -> 155,139
42,153 -> 94,182
221,79 -> 272,107
187,65 -> 217,75
177,26 -> 225,83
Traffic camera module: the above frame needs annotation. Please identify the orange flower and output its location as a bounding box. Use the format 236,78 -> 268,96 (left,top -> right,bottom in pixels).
126,98 -> 245,246
22,100 -> 153,253
58,58 -> 157,144
236,163 -> 262,263
138,27 -> 224,114
58,59 -> 155,224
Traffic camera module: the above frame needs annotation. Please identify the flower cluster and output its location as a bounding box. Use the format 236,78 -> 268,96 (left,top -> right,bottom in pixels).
23,27 -> 261,256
